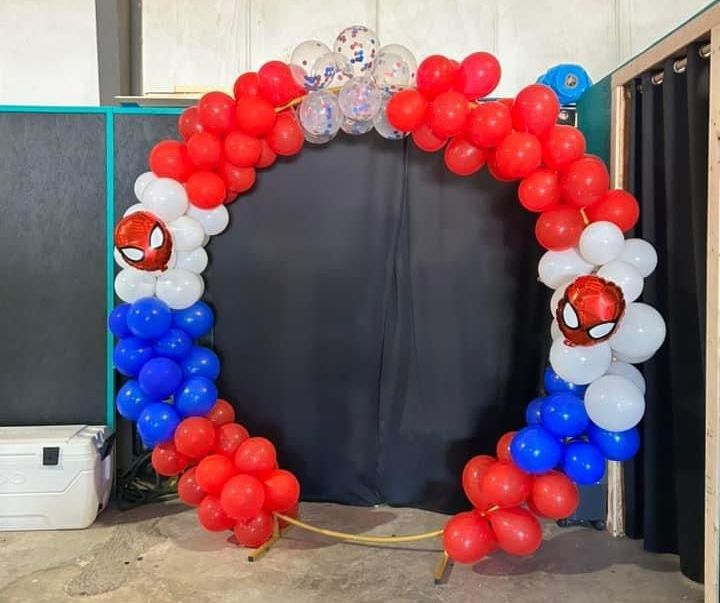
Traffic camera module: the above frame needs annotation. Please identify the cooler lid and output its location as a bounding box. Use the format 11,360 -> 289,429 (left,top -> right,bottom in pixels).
0,425 -> 108,457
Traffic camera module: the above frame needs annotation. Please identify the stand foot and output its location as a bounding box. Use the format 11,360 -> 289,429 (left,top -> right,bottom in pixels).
247,517 -> 281,562
434,552 -> 451,585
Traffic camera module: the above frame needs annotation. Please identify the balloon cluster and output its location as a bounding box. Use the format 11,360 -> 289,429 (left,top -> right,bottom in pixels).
536,64 -> 592,105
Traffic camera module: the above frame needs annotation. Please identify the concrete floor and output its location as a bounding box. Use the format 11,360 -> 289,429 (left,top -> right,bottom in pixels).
0,501 -> 703,603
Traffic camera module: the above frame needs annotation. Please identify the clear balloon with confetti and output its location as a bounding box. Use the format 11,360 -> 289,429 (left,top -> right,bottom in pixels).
338,77 -> 382,122
372,49 -> 413,92
298,90 -> 343,140
334,25 -> 379,77
340,116 -> 374,136
377,44 -> 417,85
290,40 -> 332,90
373,94 -> 407,140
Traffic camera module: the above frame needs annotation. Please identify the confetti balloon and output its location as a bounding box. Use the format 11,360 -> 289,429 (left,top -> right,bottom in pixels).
298,90 -> 343,139
340,116 -> 374,135
338,77 -> 382,121
334,25 -> 379,76
372,50 -> 412,92
373,95 -> 406,140
290,40 -> 332,90
377,44 -> 417,84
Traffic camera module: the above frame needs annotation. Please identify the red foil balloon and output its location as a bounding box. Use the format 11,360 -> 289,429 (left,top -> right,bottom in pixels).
479,460 -> 533,508
559,155 -> 610,207
233,72 -> 260,98
443,511 -> 497,564
178,467 -> 206,506
535,206 -> 585,250
585,189 -> 640,232
556,275 -> 625,346
206,399 -> 235,426
454,52 -> 501,99
114,211 -> 173,272
529,470 -> 579,519
197,495 -> 235,531
178,107 -> 204,140
411,123 -> 447,152
518,168 -> 560,212
235,94 -> 277,137
494,132 -> 542,179
151,441 -> 189,476
149,140 -> 193,181
197,91 -> 236,134
185,170 -> 227,209
234,510 -> 274,548
542,124 -> 586,170
187,131 -> 223,169
487,507 -> 542,556
262,469 -> 301,512
443,136 -> 487,176
512,84 -> 560,136
428,89 -> 470,138
386,89 -> 428,132
257,60 -> 304,106
220,474 -> 265,521
266,111 -> 304,156
465,101 -> 512,148
195,454 -> 237,495
416,55 -> 457,100
462,454 -> 495,510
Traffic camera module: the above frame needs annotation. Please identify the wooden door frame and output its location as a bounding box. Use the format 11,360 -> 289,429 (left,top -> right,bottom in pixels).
608,4 -> 720,599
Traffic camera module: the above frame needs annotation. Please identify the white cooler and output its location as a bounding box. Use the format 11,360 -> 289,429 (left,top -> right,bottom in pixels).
0,425 -> 114,530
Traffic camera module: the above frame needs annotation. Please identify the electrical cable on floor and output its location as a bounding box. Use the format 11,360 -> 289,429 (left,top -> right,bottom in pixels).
116,451 -> 178,510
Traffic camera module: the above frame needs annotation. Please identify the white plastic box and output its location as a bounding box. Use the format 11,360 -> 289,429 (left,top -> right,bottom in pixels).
0,425 -> 113,530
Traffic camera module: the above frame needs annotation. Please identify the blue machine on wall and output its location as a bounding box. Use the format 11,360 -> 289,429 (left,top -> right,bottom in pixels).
538,64 -> 592,106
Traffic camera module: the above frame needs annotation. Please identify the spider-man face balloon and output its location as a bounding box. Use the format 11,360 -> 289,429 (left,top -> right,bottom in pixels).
556,275 -> 625,346
114,211 -> 172,272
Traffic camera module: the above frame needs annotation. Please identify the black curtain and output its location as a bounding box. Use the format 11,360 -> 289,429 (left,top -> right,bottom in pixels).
625,42 -> 708,582
211,134 -> 547,513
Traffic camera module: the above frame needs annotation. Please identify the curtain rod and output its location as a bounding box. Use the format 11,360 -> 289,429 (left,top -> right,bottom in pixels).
650,42 -> 711,85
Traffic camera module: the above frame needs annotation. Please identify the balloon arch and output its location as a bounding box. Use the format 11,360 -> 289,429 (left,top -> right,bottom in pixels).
109,26 -> 665,566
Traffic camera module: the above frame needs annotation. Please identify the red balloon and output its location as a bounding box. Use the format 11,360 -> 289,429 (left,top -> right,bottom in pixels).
197,495 -> 235,531
428,90 -> 469,138
196,454 -> 237,495
277,502 -> 299,528
233,71 -> 260,99
234,437 -> 277,474
197,91 -> 236,134
416,55 -> 457,100
149,140 -> 193,181
178,467 -> 206,506
220,474 -> 265,521
585,189 -> 640,232
462,455 -> 495,510
465,101 -> 512,148
411,123 -> 447,152
386,89 -> 428,132
480,461 -> 532,508
262,469 -> 301,512
496,431 -> 516,462
256,139 -> 277,168
224,131 -> 262,167
518,168 -> 560,212
487,150 -> 515,182
529,470 -> 579,519
443,136 -> 487,176
266,111 -> 304,156
206,399 -> 235,426
487,507 -> 543,556
220,162 -> 256,196
535,206 -> 585,250
257,60 -> 304,107
175,416 -> 216,459
178,106 -> 204,140
236,94 -> 277,137
234,510 -> 274,548
559,155 -> 610,207
213,422 -> 250,457
185,170 -> 227,209
443,511 -> 497,564
454,52 -> 501,99
494,132 -> 542,179
542,125 -> 586,170
151,441 -> 189,476
187,132 -> 223,169
512,84 -> 560,136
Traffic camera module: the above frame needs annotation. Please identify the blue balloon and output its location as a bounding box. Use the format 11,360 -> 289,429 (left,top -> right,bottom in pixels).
175,376 -> 218,417
561,441 -> 605,485
127,297 -> 172,340
153,328 -> 193,360
116,379 -> 156,421
172,301 -> 214,339
180,346 -> 220,380
543,367 -> 587,396
587,424 -> 640,461
525,397 -> 545,424
510,425 -> 563,474
540,392 -> 589,438
138,357 -> 183,399
108,304 -> 131,338
136,402 -> 180,447
113,337 -> 154,377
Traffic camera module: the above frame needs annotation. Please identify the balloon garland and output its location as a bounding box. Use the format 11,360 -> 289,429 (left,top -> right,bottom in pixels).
109,25 -> 665,563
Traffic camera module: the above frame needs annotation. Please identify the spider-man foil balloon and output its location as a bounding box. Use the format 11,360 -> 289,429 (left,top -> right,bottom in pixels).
114,211 -> 172,272
556,275 -> 625,346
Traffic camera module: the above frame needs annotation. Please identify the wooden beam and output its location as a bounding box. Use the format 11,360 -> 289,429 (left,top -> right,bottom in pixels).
612,3 -> 720,88
706,24 -> 720,603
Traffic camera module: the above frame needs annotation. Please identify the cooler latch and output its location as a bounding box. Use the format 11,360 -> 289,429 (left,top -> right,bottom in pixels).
42,447 -> 60,466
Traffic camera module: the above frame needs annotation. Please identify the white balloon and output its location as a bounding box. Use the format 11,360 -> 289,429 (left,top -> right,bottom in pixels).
114,248 -> 130,270
579,221 -> 625,265
549,280 -> 572,316
584,375 -> 646,431
619,238 -> 658,277
550,318 -> 563,341
538,249 -> 593,289
141,178 -> 189,223
175,247 -> 208,274
134,171 -> 156,201
597,260 -> 644,303
168,216 -> 205,251
610,302 -> 666,363
186,204 -> 229,236
549,339 -> 612,385
605,361 -> 646,395
114,268 -> 156,303
123,203 -> 144,217
201,233 -> 210,247
155,269 -> 204,310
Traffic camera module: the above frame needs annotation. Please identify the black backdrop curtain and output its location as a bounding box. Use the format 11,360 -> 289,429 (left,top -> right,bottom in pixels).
210,134 -> 547,513
625,42 -> 708,582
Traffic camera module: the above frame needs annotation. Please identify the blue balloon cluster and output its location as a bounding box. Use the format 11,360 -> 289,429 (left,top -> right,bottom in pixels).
536,64 -> 592,105
510,367 -> 640,486
109,298 -> 219,447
